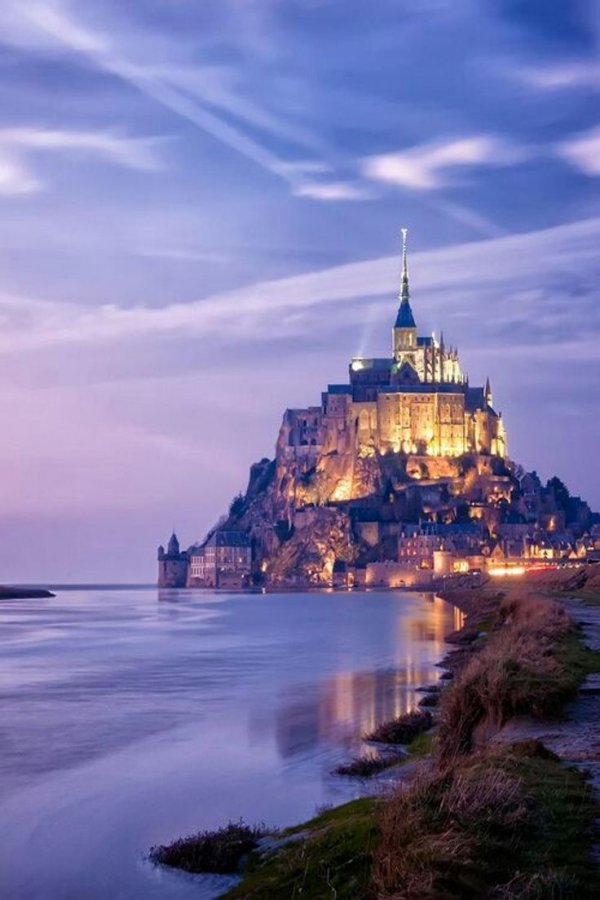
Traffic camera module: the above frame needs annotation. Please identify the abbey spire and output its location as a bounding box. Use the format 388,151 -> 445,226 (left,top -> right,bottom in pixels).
400,226 -> 410,303
393,227 -> 417,365
394,227 -> 416,330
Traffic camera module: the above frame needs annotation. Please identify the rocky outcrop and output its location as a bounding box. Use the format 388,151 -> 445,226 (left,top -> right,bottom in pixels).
264,508 -> 354,585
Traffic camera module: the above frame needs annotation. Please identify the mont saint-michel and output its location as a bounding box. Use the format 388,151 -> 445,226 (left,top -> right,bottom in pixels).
158,231 -> 596,589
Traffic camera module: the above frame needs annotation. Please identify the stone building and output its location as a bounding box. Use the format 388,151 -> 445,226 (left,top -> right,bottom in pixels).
188,530 -> 252,588
285,230 -> 505,457
157,532 -> 188,588
157,229 -> 597,587
275,230 -> 506,513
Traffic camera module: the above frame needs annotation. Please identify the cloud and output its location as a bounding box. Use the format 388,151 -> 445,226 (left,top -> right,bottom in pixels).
293,180 -> 376,201
557,125 -> 600,176
11,2 -> 328,195
149,64 -> 327,156
0,128 -> 167,185
0,215 -> 598,355
0,152 -> 41,195
516,62 -> 600,90
363,136 -> 528,190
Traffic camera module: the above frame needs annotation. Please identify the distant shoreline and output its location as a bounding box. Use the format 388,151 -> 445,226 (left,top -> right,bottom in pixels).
0,585 -> 55,599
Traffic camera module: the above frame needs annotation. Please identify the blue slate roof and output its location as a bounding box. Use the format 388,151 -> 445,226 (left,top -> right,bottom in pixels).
394,300 -> 416,328
203,530 -> 251,548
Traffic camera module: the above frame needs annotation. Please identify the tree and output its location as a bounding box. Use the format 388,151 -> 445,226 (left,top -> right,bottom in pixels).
229,493 -> 246,518
546,476 -> 570,511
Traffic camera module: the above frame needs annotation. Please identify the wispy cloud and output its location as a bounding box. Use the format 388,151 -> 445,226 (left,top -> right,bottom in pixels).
0,128 -> 167,194
0,216 -> 597,354
363,136 -> 528,190
516,61 -> 600,90
0,152 -> 41,195
149,64 -> 326,156
557,125 -> 600,176
12,2 -> 334,197
293,181 -> 376,201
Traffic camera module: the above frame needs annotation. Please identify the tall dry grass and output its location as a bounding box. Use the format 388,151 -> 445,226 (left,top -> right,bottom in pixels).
373,760 -> 529,899
437,591 -> 573,762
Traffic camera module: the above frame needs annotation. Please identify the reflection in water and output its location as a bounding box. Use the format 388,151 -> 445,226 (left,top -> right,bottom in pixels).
271,594 -> 464,759
273,666 -> 437,758
0,587 -> 462,900
403,593 -> 465,649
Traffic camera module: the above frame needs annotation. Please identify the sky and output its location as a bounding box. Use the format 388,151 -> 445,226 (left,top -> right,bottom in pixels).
0,0 -> 598,582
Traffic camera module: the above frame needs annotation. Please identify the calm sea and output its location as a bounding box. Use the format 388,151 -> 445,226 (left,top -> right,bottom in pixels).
0,587 -> 461,899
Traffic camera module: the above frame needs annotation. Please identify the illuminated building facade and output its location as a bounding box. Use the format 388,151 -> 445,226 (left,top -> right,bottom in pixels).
157,231 -> 596,588
281,230 -> 506,467
187,530 -> 252,588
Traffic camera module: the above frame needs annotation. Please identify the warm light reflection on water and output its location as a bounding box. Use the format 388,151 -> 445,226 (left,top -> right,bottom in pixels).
0,587 -> 460,900
270,594 -> 464,755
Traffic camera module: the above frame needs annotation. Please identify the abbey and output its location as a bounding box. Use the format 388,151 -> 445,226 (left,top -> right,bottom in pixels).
158,230 -> 597,588
283,230 -> 505,479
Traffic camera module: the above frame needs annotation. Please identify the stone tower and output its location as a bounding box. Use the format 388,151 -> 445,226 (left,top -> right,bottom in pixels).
157,531 -> 188,587
392,228 -> 418,366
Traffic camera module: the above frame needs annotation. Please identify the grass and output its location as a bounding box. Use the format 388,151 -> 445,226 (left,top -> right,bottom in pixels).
363,708 -> 433,744
224,799 -> 378,899
373,739 -> 600,899
226,741 -> 600,899
149,821 -> 270,874
153,587 -> 600,896
437,591 -> 599,761
565,588 -> 600,607
335,727 -> 437,778
406,728 -> 435,759
334,753 -> 405,777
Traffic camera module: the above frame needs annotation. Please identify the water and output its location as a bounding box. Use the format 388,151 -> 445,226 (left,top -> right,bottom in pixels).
0,587 -> 461,899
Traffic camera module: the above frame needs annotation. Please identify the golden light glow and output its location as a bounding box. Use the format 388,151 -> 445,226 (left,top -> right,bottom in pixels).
488,566 -> 526,577
331,477 -> 352,501
351,358 -> 364,371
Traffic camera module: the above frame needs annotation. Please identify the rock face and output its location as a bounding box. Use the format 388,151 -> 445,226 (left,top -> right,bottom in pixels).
167,235 -> 596,587
217,439 -> 517,586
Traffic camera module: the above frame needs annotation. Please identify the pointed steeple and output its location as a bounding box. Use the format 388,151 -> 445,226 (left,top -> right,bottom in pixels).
167,532 -> 180,556
485,376 -> 493,407
394,227 -> 416,328
400,227 -> 410,303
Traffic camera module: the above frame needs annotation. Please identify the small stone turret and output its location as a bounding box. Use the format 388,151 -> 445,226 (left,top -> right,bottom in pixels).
157,532 -> 188,587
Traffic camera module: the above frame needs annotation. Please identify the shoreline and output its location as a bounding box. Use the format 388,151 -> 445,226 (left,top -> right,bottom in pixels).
149,583 -> 484,886
164,572 -> 484,595
151,569 -> 600,896
0,585 -> 54,600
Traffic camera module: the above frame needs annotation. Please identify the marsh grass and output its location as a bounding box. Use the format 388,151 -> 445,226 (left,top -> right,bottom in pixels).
225,799 -> 379,899
149,821 -> 270,874
334,753 -> 405,777
373,740 -> 600,899
158,587 -> 600,898
437,591 -> 592,761
364,708 -> 433,744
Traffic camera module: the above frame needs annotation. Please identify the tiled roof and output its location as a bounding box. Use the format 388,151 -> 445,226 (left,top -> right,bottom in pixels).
208,530 -> 251,547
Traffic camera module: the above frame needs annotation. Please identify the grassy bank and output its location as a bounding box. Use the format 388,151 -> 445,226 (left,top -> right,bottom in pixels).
437,589 -> 600,761
373,739 -> 599,899
152,580 -> 600,897
217,740 -> 599,899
